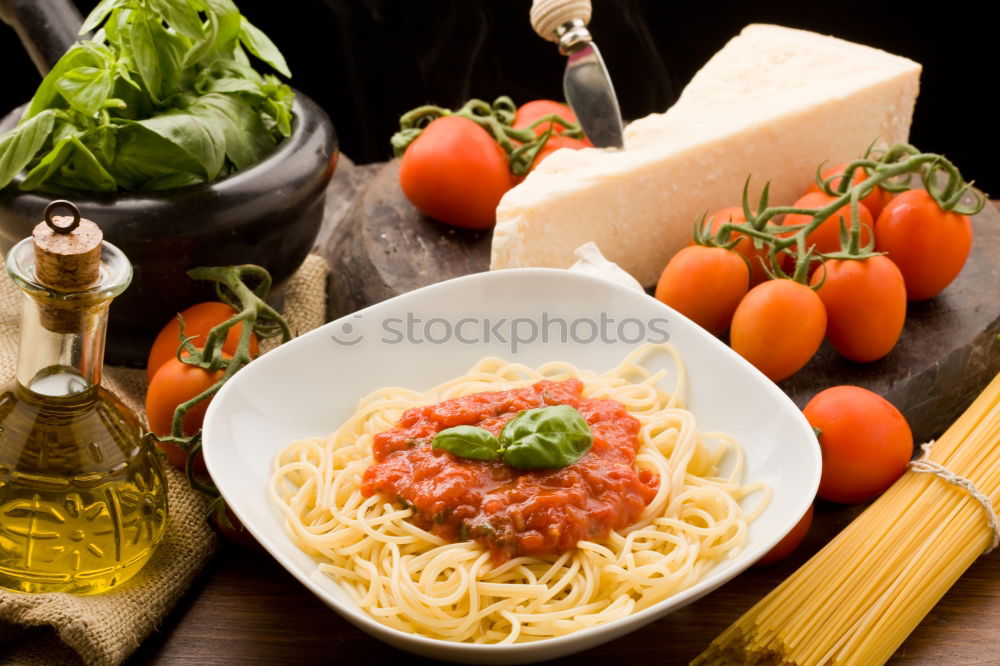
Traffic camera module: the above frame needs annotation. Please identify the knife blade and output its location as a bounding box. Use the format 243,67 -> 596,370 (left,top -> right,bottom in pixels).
530,0 -> 625,149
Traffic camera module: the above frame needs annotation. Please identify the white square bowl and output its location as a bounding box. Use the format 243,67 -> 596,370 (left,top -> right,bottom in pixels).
202,268 -> 820,664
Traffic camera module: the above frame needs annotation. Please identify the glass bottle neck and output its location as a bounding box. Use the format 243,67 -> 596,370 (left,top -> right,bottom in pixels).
16,291 -> 111,397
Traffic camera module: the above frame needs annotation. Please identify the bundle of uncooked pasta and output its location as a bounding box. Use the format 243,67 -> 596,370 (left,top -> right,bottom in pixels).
694,371 -> 1000,665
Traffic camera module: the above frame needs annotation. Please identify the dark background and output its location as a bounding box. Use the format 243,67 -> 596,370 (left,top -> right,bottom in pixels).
2,0 -> 997,191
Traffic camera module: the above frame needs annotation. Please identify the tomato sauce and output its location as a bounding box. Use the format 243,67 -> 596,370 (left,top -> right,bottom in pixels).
360,379 -> 659,562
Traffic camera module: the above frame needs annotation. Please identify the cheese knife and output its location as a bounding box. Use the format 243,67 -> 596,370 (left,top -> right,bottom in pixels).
530,0 -> 625,149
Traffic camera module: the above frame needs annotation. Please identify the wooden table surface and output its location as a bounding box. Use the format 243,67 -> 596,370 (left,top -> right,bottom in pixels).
127,164 -> 1000,665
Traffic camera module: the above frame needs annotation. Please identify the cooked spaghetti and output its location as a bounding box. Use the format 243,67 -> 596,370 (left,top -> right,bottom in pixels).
269,343 -> 769,643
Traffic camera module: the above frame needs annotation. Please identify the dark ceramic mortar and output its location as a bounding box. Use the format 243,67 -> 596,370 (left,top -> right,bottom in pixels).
0,94 -> 338,366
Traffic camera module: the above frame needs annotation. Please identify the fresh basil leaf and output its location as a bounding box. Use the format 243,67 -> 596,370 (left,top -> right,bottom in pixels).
148,0 -> 205,40
103,6 -> 131,47
136,106 -> 225,179
499,405 -> 593,469
130,13 -> 183,103
238,17 -> 291,77
0,110 -> 56,189
56,66 -> 114,116
23,48 -> 93,120
183,0 -> 241,67
432,426 -> 502,462
80,0 -> 126,35
108,123 -> 206,190
261,75 -> 294,137
21,135 -> 116,192
190,93 -> 275,170
193,60 -> 263,96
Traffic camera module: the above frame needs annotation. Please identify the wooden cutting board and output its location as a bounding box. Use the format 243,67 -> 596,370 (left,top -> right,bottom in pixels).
322,159 -> 1000,444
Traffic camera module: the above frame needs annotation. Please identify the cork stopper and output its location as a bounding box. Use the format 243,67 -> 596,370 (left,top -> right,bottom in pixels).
30,201 -> 104,333
32,200 -> 103,291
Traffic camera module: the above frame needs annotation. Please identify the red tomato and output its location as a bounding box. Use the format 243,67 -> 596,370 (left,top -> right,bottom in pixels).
806,162 -> 893,220
399,116 -> 516,230
874,189 -> 972,301
146,357 -> 225,471
803,386 -> 913,504
655,245 -> 749,336
147,302 -> 258,383
782,192 -> 873,256
514,100 -> 592,145
704,206 -> 771,286
755,504 -> 813,566
810,256 -> 907,362
730,280 -> 827,382
529,134 -> 590,172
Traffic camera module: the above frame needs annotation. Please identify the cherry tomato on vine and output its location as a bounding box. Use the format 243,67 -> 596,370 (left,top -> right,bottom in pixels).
147,302 -> 258,383
146,357 -> 225,471
810,256 -> 906,362
730,279 -> 827,382
803,386 -> 913,504
513,100 -> 591,145
805,162 -> 893,220
399,115 -> 516,230
874,188 -> 972,301
781,192 -> 873,256
703,206 -> 771,286
755,503 -> 813,567
655,245 -> 749,336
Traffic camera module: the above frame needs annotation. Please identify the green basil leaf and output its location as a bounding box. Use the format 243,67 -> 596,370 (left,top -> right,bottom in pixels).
432,426 -> 502,462
238,17 -> 291,77
56,66 -> 114,116
79,0 -> 126,34
130,13 -> 183,103
108,123 -> 206,190
148,0 -> 205,40
499,405 -> 593,469
136,106 -> 225,180
183,0 -> 241,67
23,47 -> 95,120
189,93 -> 275,170
20,135 -> 116,192
0,110 -> 56,190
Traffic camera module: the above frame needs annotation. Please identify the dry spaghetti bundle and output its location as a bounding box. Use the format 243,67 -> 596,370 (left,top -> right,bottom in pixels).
695,371 -> 1000,666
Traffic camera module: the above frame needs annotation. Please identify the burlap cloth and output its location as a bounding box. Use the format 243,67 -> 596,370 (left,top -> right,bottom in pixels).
0,254 -> 330,666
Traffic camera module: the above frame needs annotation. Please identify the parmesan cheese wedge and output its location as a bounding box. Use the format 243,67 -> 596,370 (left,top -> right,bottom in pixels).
491,24 -> 921,286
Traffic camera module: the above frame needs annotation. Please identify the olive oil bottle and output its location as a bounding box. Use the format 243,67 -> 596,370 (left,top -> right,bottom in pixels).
0,202 -> 168,594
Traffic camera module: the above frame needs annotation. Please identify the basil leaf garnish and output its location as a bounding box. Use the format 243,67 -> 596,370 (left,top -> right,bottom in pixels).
432,425 -> 501,461
499,405 -> 593,469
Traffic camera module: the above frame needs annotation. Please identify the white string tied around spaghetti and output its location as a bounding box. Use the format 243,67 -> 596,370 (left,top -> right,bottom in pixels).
908,441 -> 1000,554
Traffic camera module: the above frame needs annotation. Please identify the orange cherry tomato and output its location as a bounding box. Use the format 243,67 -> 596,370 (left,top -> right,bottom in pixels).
810,256 -> 907,362
147,302 -> 258,383
655,245 -> 749,336
730,279 -> 827,382
146,357 -> 225,471
399,115 -> 516,230
874,189 -> 972,301
704,206 -> 771,286
803,386 -> 913,504
782,192 -> 873,256
513,100 -> 592,145
755,503 -> 813,566
805,162 -> 893,220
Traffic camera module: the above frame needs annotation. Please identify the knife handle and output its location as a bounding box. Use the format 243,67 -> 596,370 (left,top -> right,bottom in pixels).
530,0 -> 592,44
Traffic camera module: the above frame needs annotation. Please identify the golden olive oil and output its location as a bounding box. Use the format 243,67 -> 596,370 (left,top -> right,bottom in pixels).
0,379 -> 168,594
